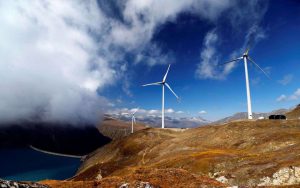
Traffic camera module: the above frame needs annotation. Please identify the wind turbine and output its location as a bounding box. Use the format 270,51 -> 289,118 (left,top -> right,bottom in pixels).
223,48 -> 270,120
122,108 -> 139,133
130,108 -> 138,133
142,64 -> 179,128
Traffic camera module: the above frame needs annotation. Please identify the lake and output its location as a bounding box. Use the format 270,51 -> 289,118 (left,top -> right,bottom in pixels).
0,147 -> 81,181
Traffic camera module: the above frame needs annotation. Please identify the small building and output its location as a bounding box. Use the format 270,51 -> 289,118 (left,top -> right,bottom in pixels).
268,115 -> 287,120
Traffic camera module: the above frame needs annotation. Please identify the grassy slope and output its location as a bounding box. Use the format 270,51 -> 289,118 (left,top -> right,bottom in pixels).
74,120 -> 300,187
286,105 -> 300,119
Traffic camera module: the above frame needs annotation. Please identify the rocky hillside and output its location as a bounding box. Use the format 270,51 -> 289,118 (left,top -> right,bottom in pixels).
42,168 -> 225,188
0,179 -> 49,188
70,119 -> 300,187
286,104 -> 300,119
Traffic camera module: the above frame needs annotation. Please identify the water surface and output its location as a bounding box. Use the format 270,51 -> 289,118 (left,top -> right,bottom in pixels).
0,147 -> 81,181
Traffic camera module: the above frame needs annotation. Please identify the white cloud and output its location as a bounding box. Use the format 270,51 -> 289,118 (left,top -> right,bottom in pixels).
176,111 -> 184,114
276,95 -> 287,102
278,74 -> 293,85
195,30 -> 219,79
165,108 -> 175,113
195,30 -> 238,79
277,88 -> 300,102
199,110 -> 207,114
0,1 -> 114,124
108,107 -> 178,117
290,89 -> 300,100
112,0 -> 234,66
148,109 -> 160,114
195,1 -> 268,80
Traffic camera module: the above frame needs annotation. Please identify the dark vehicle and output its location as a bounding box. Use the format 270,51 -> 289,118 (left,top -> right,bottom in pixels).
269,115 -> 287,120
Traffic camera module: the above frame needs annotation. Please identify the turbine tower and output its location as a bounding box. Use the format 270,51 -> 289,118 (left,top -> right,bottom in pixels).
224,48 -> 270,119
142,64 -> 179,128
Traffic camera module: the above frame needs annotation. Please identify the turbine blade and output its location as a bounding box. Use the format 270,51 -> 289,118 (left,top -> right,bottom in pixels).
245,48 -> 250,55
142,82 -> 162,86
248,57 -> 271,79
165,83 -> 179,100
132,107 -> 139,115
132,116 -> 136,124
163,64 -> 171,82
220,57 -> 242,66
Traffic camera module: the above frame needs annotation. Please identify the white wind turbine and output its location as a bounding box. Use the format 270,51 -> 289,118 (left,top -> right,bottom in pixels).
130,108 -> 139,133
122,108 -> 139,133
142,64 -> 179,128
223,48 -> 270,119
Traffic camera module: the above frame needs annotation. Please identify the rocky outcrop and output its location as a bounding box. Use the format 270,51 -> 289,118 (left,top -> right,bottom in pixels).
258,166 -> 300,186
118,181 -> 154,188
0,179 -> 49,188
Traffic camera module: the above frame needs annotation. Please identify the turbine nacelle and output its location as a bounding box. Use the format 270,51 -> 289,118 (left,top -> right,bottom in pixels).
142,64 -> 180,101
223,48 -> 270,79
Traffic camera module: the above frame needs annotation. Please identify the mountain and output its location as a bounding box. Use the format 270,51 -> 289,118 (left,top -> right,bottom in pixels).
60,119 -> 300,187
107,113 -> 210,128
215,108 -> 290,124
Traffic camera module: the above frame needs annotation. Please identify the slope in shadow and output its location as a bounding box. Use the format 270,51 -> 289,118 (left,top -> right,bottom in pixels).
0,121 -> 111,156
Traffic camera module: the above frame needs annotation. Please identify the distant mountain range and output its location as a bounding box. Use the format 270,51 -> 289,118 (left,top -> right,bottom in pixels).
214,107 -> 296,124
105,113 -> 210,128
106,105 -> 300,128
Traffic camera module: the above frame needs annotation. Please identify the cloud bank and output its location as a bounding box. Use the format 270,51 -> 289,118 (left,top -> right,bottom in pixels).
0,1 -> 115,124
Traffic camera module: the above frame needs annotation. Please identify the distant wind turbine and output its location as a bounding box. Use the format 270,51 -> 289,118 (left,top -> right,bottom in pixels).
130,108 -> 138,133
122,108 -> 139,133
223,48 -> 270,119
142,64 -> 179,128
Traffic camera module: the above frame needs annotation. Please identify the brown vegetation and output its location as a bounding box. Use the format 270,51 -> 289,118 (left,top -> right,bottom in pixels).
73,120 -> 300,187
42,168 -> 225,188
285,105 -> 300,119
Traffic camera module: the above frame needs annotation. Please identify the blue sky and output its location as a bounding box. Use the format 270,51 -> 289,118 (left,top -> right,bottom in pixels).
100,0 -> 300,120
0,0 -> 299,123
